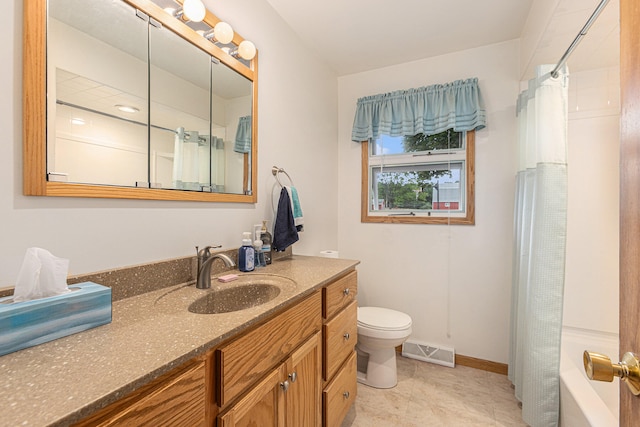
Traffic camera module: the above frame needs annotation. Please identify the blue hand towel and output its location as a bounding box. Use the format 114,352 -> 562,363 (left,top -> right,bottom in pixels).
273,188 -> 299,252
285,186 -> 304,232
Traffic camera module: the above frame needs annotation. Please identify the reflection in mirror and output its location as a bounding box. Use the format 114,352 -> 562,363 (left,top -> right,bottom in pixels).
48,0 -> 149,186
25,0 -> 257,202
148,19 -> 212,191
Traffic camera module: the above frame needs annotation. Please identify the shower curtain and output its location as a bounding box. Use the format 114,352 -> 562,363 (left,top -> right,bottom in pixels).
508,64 -> 569,427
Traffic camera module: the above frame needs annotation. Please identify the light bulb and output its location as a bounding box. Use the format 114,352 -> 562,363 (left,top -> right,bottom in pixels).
237,40 -> 256,60
213,22 -> 234,44
183,0 -> 206,23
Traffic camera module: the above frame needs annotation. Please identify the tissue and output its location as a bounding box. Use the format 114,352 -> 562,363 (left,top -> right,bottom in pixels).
13,248 -> 70,302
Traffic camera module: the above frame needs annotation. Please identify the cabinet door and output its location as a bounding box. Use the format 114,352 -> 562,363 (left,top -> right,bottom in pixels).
285,332 -> 322,427
218,365 -> 286,427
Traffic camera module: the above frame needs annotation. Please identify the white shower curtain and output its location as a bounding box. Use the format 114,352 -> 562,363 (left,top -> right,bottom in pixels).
508,64 -> 569,427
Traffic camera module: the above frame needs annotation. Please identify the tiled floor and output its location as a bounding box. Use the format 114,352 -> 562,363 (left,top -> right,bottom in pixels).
341,355 -> 528,427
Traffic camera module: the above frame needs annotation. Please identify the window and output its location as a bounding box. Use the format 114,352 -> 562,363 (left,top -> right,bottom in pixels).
361,129 -> 475,225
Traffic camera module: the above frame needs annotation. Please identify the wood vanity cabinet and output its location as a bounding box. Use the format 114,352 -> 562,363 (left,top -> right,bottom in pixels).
322,270 -> 358,427
215,270 -> 359,427
215,291 -> 322,427
217,332 -> 322,427
71,269 -> 358,427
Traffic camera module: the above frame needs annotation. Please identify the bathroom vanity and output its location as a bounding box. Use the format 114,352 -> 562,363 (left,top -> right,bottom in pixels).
0,255 -> 358,427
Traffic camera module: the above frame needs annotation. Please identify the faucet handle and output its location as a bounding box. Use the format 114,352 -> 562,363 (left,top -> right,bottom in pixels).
198,245 -> 222,258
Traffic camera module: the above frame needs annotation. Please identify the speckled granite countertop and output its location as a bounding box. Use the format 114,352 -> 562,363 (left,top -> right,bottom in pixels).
0,255 -> 359,427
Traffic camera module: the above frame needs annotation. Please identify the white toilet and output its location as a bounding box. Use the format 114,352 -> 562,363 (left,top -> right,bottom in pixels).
356,306 -> 412,389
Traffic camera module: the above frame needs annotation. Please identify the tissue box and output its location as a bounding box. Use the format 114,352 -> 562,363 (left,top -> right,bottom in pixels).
0,282 -> 111,357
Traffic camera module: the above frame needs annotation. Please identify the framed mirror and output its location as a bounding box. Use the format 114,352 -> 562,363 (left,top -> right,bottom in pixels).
24,0 -> 258,202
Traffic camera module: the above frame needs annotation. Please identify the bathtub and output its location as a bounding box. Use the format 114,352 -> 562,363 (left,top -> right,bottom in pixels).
559,327 -> 619,426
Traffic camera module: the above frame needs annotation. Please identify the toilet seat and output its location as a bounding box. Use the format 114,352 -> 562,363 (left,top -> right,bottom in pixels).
357,307 -> 412,331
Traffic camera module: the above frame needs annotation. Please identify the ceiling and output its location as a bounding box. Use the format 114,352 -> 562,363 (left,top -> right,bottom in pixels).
264,0 -> 620,77
523,0 -> 619,79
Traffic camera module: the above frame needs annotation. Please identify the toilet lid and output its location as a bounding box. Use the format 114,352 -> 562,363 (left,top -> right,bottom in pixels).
357,307 -> 412,331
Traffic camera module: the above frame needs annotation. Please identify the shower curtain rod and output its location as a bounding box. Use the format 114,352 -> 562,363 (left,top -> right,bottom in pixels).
550,0 -> 610,78
56,100 -> 177,134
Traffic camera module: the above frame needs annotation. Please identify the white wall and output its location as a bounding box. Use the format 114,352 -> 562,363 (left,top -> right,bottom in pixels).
564,66 -> 620,334
337,41 -> 520,363
0,0 -> 339,285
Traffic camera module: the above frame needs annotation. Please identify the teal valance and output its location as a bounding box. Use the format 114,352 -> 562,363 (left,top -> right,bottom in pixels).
351,78 -> 486,142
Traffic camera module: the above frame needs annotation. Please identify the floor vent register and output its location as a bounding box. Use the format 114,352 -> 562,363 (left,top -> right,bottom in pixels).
402,340 -> 455,368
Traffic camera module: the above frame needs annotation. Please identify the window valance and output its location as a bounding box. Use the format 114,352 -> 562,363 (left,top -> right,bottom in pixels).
351,78 -> 486,142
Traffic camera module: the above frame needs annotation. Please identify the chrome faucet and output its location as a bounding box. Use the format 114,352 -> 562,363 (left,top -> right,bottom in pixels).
196,246 -> 236,289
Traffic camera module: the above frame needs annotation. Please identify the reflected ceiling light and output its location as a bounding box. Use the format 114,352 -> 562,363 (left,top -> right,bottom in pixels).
183,0 -> 206,22
70,118 -> 85,125
115,105 -> 139,113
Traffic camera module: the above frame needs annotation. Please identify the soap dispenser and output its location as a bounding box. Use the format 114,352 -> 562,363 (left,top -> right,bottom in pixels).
238,232 -> 255,272
260,220 -> 273,265
253,237 -> 266,268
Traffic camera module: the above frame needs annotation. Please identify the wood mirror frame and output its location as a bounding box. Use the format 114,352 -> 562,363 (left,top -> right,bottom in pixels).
23,0 -> 258,203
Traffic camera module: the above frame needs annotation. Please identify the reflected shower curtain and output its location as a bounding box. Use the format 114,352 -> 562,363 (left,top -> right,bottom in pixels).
212,137 -> 225,192
173,127 -> 201,191
508,64 -> 568,427
173,129 -> 222,191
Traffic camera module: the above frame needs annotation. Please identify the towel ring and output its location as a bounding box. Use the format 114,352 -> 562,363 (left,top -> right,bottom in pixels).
272,166 -> 294,187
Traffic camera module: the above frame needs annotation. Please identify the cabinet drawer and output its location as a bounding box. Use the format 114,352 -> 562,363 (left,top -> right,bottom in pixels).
323,301 -> 357,381
322,351 -> 357,427
74,359 -> 206,427
322,270 -> 357,320
217,291 -> 322,407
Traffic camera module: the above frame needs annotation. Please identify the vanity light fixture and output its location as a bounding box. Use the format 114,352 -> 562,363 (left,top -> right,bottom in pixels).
203,21 -> 234,44
182,0 -> 206,22
167,0 -> 257,61
225,40 -> 257,60
115,105 -> 139,114
164,7 -> 180,18
236,40 -> 257,60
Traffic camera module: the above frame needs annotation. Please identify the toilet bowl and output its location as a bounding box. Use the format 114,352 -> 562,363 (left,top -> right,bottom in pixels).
356,306 -> 412,389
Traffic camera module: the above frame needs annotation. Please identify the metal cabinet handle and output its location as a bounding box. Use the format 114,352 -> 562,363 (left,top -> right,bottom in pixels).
280,380 -> 290,392
343,332 -> 350,341
343,288 -> 350,296
288,372 -> 297,383
343,391 -> 350,399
